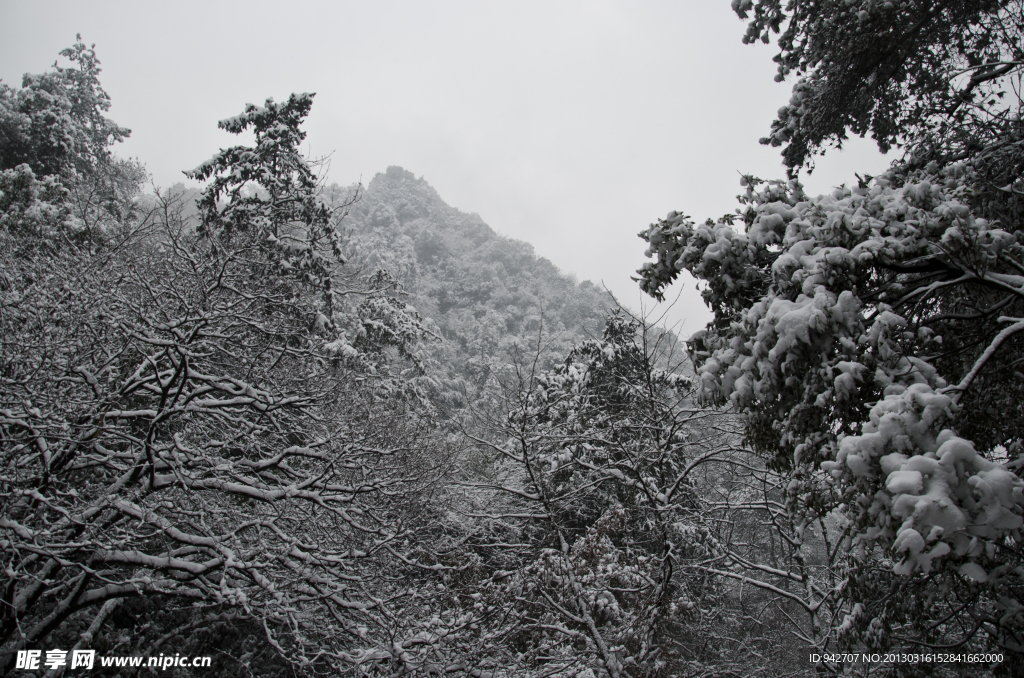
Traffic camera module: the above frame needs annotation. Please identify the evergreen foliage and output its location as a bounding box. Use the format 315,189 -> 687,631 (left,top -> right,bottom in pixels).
638,0 -> 1024,665
0,35 -> 129,180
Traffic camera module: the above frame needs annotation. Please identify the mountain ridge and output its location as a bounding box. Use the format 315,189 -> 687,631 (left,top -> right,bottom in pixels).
326,165 -> 615,404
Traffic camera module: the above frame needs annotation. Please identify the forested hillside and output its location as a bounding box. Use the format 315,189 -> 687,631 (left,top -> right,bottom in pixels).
141,167 -> 615,411
326,167 -> 613,407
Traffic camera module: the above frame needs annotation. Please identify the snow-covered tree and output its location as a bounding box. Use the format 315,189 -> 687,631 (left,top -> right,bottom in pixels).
0,35 -> 129,179
0,90 -> 452,675
734,0 -> 1023,176
635,0 -> 1024,660
1,36 -> 145,250
452,313 -> 819,676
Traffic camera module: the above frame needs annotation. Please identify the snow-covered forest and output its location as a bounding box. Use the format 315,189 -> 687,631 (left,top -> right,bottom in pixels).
2,2 -> 1023,676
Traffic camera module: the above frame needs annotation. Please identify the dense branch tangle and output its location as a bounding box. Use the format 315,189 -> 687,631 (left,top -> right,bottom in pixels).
457,314 -> 827,676
0,83 -> 452,674
0,189 -> 442,673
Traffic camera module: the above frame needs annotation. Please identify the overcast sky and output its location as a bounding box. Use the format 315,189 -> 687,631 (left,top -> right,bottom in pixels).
1,0 -> 894,336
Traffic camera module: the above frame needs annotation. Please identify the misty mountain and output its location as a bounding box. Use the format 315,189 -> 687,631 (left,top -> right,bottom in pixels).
326,166 -> 615,405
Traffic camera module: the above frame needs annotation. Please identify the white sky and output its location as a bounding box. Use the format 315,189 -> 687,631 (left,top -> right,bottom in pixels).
0,0 -> 894,337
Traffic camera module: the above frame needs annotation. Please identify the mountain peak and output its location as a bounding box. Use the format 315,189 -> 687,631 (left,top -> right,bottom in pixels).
368,165 -> 426,189
366,166 -> 444,206
384,165 -> 417,181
